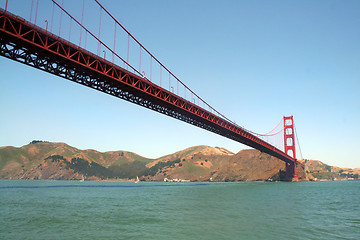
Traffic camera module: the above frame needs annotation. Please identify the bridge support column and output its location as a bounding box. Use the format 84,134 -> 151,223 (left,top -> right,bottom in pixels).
284,116 -> 296,159
284,116 -> 298,181
285,162 -> 298,181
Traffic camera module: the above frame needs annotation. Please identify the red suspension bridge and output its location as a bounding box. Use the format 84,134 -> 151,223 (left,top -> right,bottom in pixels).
0,0 -> 304,180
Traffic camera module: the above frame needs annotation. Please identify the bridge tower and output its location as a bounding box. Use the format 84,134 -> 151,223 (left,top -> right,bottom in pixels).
283,116 -> 298,181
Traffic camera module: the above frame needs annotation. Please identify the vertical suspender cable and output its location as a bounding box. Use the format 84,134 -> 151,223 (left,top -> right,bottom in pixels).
139,47 -> 141,73
85,31 -> 87,49
79,0 -> 85,47
50,2 -> 54,32
112,23 -> 116,63
160,67 -> 162,86
59,0 -> 64,36
169,73 -> 171,91
126,35 -> 129,70
294,124 -> 303,160
34,0 -> 39,25
150,57 -> 152,81
69,18 -> 72,41
97,7 -> 102,56
30,0 -> 34,22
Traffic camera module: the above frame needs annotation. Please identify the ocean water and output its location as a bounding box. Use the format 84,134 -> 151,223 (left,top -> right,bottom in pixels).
0,180 -> 359,240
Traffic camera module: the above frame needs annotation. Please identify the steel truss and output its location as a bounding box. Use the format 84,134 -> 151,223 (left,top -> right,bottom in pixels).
0,9 -> 302,178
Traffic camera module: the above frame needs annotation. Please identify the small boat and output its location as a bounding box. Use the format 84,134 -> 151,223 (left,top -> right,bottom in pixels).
80,175 -> 85,182
135,176 -> 140,183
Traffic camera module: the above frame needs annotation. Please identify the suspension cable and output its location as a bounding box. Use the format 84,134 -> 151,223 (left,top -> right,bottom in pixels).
254,118 -> 284,136
246,118 -> 285,137
263,118 -> 283,135
263,126 -> 285,136
294,123 -> 303,160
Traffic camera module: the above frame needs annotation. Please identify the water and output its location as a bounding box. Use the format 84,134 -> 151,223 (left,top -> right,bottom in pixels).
0,180 -> 359,240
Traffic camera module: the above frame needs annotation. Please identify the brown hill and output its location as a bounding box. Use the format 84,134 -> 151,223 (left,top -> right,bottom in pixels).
147,147 -> 305,182
299,159 -> 359,180
147,145 -> 233,168
213,149 -> 306,182
146,145 -> 234,181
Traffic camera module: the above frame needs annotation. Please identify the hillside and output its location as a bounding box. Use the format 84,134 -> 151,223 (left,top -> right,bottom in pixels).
145,147 -> 306,182
2,141 -> 354,182
299,159 -> 359,181
212,149 -> 306,182
145,145 -> 235,181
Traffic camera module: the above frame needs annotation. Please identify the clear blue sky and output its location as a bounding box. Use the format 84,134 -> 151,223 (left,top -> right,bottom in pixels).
1,0 -> 359,168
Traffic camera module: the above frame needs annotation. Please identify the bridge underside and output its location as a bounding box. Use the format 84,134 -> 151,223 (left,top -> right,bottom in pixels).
0,9 -> 302,179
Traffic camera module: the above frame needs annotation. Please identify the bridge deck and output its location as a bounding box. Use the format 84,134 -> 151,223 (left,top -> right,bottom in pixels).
0,9 -> 303,168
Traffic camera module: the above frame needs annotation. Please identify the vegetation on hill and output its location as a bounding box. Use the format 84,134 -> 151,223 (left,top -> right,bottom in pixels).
144,158 -> 181,176
45,155 -> 150,179
30,140 -> 49,144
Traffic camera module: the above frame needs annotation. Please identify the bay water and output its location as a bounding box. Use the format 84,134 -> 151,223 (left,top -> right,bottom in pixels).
0,180 -> 359,239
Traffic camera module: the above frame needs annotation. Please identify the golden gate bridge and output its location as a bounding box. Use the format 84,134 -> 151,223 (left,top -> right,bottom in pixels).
0,0 -> 304,180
